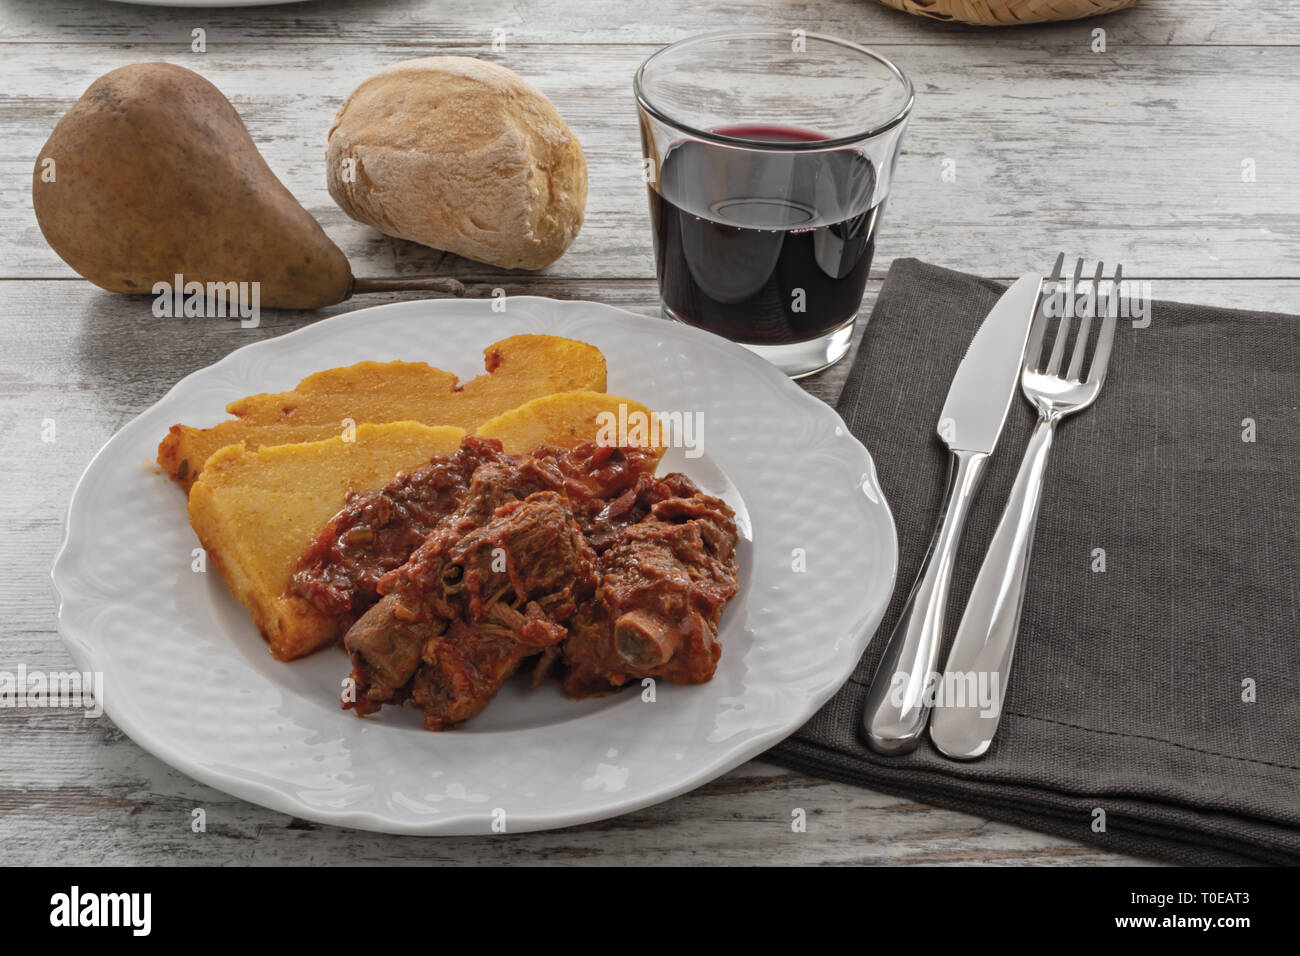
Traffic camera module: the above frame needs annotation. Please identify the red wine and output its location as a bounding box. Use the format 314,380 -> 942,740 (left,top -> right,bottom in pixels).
647,124 -> 881,345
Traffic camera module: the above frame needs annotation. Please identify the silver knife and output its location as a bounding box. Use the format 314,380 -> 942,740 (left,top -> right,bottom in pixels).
861,273 -> 1043,755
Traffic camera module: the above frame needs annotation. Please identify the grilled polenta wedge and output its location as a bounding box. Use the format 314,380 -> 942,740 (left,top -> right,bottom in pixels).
160,334 -> 606,491
475,391 -> 666,463
189,422 -> 465,660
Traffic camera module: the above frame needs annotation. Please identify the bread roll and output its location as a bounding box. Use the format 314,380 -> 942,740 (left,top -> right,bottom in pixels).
326,57 -> 587,270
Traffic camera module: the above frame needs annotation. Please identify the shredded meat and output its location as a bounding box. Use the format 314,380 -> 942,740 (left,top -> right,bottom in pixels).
349,492 -> 597,729
312,437 -> 739,730
291,437 -> 509,618
561,495 -> 739,697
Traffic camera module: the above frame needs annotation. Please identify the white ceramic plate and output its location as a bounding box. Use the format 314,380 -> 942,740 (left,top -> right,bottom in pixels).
52,297 -> 897,834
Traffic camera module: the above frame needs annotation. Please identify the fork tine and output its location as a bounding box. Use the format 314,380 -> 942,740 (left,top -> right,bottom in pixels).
1044,316 -> 1070,375
1048,252 -> 1065,285
1066,260 -> 1101,380
1088,263 -> 1121,384
1023,292 -> 1050,372
1043,257 -> 1083,374
1025,253 -> 1066,373
1040,314 -> 1071,377
1043,266 -> 1075,376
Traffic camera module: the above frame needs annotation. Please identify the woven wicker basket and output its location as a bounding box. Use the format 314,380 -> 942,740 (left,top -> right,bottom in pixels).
874,0 -> 1140,26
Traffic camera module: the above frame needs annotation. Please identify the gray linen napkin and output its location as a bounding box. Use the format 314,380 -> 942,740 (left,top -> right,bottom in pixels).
766,258 -> 1300,865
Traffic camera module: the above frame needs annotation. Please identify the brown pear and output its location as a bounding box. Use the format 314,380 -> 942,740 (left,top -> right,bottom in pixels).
33,63 -> 354,309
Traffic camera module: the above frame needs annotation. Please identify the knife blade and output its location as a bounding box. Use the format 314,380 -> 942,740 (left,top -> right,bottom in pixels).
861,273 -> 1042,755
938,273 -> 1044,454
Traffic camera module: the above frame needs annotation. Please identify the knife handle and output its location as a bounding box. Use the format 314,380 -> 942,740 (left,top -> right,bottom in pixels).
862,448 -> 988,755
930,415 -> 1056,761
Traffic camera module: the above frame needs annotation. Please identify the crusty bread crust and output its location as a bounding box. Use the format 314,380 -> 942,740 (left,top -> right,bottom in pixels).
326,57 -> 587,270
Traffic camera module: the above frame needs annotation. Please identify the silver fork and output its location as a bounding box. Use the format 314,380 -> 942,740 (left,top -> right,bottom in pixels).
928,254 -> 1121,760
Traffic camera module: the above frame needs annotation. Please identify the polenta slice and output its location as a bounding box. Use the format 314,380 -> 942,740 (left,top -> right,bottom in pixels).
476,391 -> 666,463
188,422 -> 465,660
160,334 -> 606,491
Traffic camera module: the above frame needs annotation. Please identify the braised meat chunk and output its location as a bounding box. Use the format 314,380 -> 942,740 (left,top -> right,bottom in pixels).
345,491 -> 597,729
292,436 -> 510,617
315,437 -> 741,729
291,437 -> 662,620
562,492 -> 739,697
343,592 -> 443,707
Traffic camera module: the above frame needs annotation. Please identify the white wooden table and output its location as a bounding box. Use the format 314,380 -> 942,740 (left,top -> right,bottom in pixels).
3,0 -> 1295,865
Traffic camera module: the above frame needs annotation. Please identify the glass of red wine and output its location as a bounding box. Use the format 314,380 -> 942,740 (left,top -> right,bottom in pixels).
635,32 -> 913,377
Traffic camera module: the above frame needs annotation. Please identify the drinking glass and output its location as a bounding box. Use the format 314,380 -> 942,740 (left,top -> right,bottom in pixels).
635,31 -> 913,377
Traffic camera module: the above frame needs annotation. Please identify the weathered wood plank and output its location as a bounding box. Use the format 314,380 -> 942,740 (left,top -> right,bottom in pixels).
4,42 -> 1299,282
0,716 -> 1153,865
0,0 -> 1295,47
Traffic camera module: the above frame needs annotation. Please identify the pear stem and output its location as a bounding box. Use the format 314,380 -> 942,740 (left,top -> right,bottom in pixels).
350,276 -> 466,298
